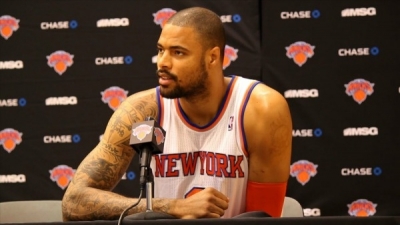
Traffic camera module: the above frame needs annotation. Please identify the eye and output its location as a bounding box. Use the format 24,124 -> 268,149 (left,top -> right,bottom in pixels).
174,50 -> 184,56
157,48 -> 164,54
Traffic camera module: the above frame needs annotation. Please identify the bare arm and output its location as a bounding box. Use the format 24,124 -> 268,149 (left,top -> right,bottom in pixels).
62,88 -> 163,221
62,88 -> 229,220
245,84 -> 292,183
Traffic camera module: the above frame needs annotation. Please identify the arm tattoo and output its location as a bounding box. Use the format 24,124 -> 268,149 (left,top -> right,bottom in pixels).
63,91 -> 160,221
106,92 -> 158,146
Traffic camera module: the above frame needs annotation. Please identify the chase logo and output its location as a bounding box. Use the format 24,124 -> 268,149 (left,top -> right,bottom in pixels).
40,20 -> 78,30
281,9 -> 320,19
121,171 -> 136,180
338,47 -> 379,56
95,56 -> 133,65
0,98 -> 26,107
43,134 -> 81,144
220,14 -> 241,23
292,128 -> 323,137
341,167 -> 382,176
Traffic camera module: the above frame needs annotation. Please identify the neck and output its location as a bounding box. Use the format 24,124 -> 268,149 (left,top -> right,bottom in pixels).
179,76 -> 231,126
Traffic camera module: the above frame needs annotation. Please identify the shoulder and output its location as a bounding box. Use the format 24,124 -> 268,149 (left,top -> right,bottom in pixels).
243,82 -> 292,151
123,88 -> 158,106
113,87 -> 160,124
118,88 -> 159,117
243,83 -> 292,182
245,83 -> 290,120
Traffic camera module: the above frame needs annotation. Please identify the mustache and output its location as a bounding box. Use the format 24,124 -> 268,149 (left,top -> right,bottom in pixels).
156,69 -> 178,81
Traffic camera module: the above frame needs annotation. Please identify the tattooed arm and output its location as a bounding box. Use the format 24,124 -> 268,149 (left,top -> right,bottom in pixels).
62,88 -> 230,221
61,88 -> 162,221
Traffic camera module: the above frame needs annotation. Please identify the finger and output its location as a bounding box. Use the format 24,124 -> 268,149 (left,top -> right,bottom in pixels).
205,187 -> 229,202
207,204 -> 226,218
206,212 -> 222,218
211,196 -> 229,210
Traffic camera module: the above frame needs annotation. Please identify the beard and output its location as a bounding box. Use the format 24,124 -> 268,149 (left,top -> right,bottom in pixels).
157,59 -> 208,99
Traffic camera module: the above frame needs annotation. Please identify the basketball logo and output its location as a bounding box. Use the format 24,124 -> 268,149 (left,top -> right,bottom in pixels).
290,160 -> 318,185
345,79 -> 374,104
286,41 -> 315,66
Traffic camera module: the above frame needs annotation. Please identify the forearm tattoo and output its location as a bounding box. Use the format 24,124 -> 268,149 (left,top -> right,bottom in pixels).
63,92 -> 160,221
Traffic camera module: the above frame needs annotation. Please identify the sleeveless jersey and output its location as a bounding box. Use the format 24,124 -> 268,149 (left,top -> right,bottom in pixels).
151,76 -> 261,218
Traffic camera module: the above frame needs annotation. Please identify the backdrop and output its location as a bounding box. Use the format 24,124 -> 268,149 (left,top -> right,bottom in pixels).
1,0 -> 399,217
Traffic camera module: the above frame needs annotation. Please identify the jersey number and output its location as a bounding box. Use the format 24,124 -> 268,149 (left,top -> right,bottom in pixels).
185,187 -> 205,198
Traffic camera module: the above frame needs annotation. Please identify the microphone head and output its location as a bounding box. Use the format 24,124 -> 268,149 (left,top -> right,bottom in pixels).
129,118 -> 165,154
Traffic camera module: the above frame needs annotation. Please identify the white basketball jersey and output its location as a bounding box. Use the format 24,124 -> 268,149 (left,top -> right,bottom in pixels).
151,76 -> 261,218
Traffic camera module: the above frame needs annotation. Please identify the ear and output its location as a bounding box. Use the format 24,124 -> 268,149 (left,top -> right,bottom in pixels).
208,46 -> 220,65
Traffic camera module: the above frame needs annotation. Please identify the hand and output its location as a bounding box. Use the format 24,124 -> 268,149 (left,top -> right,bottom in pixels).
173,187 -> 229,219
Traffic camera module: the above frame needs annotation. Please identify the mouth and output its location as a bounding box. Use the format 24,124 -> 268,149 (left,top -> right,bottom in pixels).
157,70 -> 176,81
158,73 -> 172,80
157,71 -> 175,86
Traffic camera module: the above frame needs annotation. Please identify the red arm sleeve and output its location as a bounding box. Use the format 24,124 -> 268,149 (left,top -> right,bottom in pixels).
245,181 -> 287,217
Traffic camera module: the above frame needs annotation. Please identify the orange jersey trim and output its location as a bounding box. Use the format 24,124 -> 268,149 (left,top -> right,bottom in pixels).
238,81 -> 260,157
156,87 -> 164,127
175,76 -> 238,132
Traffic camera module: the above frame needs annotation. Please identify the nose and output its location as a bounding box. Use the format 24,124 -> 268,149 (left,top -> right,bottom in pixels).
157,51 -> 172,69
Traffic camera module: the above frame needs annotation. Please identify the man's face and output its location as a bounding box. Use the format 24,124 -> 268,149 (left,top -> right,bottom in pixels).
156,24 -> 208,99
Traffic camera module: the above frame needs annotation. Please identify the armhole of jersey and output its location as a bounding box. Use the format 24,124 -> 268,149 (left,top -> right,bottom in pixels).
156,87 -> 164,127
238,81 -> 261,157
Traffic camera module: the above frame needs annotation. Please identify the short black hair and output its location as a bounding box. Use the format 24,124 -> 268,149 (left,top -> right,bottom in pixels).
166,7 -> 226,62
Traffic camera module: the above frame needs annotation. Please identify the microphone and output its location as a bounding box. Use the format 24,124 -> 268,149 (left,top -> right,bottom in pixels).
124,117 -> 177,220
129,117 -> 165,187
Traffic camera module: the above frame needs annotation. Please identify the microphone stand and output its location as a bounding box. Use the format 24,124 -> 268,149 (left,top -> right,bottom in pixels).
123,150 -> 176,221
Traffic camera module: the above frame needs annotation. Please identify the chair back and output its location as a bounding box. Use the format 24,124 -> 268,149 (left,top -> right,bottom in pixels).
281,197 -> 304,217
0,200 -> 63,223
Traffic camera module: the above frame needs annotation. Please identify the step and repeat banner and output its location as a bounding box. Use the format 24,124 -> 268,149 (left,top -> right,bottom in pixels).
261,0 -> 400,217
1,0 -> 399,217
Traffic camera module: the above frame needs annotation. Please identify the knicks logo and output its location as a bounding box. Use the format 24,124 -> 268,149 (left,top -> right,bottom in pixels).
348,199 -> 377,217
285,41 -> 315,66
0,128 -> 23,153
132,124 -> 152,141
153,8 -> 176,28
345,79 -> 374,104
154,127 -> 165,145
46,50 -> 74,75
101,86 -> 128,111
223,45 -> 238,69
290,160 -> 318,185
0,15 -> 19,40
49,165 -> 75,190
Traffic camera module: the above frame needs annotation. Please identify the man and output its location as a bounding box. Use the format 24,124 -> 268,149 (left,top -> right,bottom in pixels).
62,7 -> 292,221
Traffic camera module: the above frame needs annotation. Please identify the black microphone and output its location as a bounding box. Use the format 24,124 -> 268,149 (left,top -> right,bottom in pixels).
129,117 -> 165,187
124,117 -> 176,220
